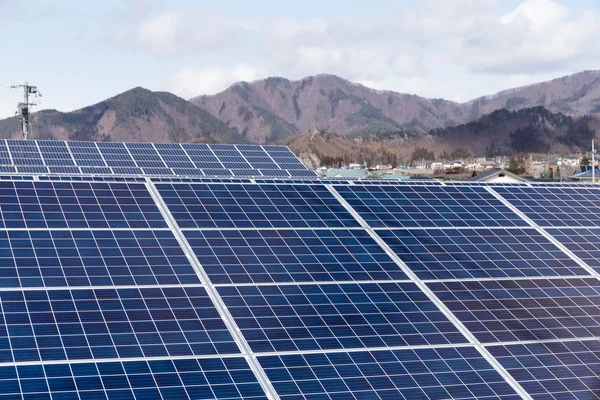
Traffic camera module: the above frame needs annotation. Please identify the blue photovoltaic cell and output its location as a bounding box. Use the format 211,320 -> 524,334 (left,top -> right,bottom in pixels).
0,230 -> 200,288
81,167 -> 112,174
378,228 -> 587,280
0,181 -> 167,229
69,141 -> 107,167
0,287 -> 239,363
547,228 -> 600,273
494,186 -> 600,227
157,183 -> 361,229
488,339 -> 600,400
0,356 -> 267,400
260,347 -> 521,400
218,282 -> 468,353
49,166 -> 81,174
184,229 -> 407,284
203,169 -> 237,177
230,169 -> 261,177
17,165 -> 48,174
335,185 -> 528,228
428,278 -> 600,343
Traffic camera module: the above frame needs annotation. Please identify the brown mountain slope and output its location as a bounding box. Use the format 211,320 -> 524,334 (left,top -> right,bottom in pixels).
192,71 -> 600,144
0,87 -> 246,143
191,74 -> 466,144
468,70 -> 600,119
282,107 -> 598,167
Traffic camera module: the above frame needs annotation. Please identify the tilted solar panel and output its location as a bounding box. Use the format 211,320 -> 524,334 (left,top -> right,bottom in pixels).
547,228 -> 600,273
157,183 -> 361,229
0,357 -> 268,399
379,228 -> 587,280
335,185 -> 529,228
0,181 -> 166,229
184,229 -> 407,284
428,278 -> 600,343
0,230 -> 200,287
493,186 -> 600,227
259,347 -> 521,400
0,287 -> 239,363
488,339 -> 600,399
218,283 -> 468,353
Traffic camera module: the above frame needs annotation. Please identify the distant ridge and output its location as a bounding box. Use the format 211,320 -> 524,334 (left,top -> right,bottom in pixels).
0,70 -> 599,153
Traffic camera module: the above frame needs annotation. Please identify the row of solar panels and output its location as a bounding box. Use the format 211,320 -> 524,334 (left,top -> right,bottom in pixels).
0,140 -> 313,178
1,177 -> 600,399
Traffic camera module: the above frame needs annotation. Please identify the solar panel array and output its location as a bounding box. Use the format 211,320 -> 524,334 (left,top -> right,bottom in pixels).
3,139 -> 600,399
0,140 -> 315,178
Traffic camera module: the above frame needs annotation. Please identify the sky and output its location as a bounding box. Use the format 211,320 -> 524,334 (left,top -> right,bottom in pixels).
0,0 -> 598,119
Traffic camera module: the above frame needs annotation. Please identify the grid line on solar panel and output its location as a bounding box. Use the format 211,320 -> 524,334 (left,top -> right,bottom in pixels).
428,278 -> 600,344
157,183 -> 362,229
487,339 -> 600,400
546,228 -> 600,275
0,229 -> 200,288
184,229 -> 408,284
0,181 -> 167,229
0,356 -> 268,399
217,282 -> 469,353
0,286 -> 240,363
259,346 -> 521,400
493,186 -> 600,227
334,184 -> 529,228
378,228 -> 588,280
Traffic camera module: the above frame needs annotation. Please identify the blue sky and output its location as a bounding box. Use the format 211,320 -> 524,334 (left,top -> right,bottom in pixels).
0,0 -> 599,118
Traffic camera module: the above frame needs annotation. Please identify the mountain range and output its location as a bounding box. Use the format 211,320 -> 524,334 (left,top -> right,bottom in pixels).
1,70 -> 599,158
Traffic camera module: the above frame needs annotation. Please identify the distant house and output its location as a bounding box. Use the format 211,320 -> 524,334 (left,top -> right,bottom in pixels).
469,168 -> 530,183
324,169 -> 367,179
569,165 -> 600,181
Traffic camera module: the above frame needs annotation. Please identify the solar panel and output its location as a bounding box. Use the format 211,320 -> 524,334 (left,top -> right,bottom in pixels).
0,357 -> 268,399
493,186 -> 600,227
0,140 -> 315,178
428,278 -> 600,343
184,229 -> 407,284
379,228 -> 587,280
218,282 -> 468,353
0,181 -> 167,229
547,228 -> 600,272
488,339 -> 600,399
259,347 -> 521,400
0,286 -> 239,363
0,229 -> 200,288
335,185 -> 529,228
157,183 -> 361,229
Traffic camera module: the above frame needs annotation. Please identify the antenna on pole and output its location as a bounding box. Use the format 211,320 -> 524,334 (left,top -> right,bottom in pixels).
9,82 -> 41,140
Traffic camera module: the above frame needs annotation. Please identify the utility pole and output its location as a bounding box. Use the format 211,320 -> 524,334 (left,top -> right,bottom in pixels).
9,82 -> 41,140
593,139 -> 595,184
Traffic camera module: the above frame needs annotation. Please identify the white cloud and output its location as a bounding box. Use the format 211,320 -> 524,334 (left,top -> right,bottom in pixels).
112,11 -> 256,57
168,64 -> 269,99
115,0 -> 600,101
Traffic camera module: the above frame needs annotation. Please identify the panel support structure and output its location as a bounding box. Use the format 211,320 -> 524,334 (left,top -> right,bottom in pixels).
325,184 -> 534,400
145,179 -> 280,400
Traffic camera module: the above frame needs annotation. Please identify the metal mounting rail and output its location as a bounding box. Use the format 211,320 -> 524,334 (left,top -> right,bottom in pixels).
145,179 -> 279,400
325,184 -> 534,400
